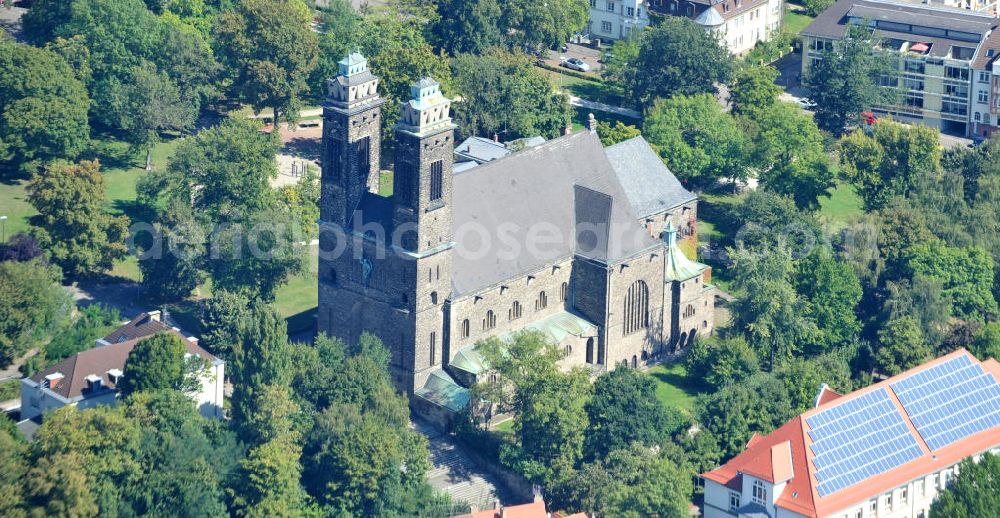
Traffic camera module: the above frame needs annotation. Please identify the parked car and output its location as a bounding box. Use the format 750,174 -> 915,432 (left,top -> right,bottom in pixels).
561,58 -> 590,72
797,97 -> 818,110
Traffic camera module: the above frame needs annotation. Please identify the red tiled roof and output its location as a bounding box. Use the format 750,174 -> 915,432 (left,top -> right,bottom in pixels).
703,350 -> 1000,517
31,317 -> 215,400
452,501 -> 547,518
815,385 -> 843,406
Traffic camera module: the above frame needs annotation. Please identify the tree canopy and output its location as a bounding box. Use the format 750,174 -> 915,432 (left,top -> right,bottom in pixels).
0,41 -> 90,178
27,160 -> 131,278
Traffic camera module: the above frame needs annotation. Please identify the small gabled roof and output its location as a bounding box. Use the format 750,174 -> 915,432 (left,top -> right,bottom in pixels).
604,136 -> 697,220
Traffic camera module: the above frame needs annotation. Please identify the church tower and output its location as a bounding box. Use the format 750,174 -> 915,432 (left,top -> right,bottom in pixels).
320,53 -> 384,228
393,77 -> 456,390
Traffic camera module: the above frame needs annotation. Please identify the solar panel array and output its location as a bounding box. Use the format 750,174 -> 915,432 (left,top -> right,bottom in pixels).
891,354 -> 1000,451
806,388 -> 923,497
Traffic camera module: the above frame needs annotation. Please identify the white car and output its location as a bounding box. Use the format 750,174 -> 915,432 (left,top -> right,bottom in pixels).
797,97 -> 818,110
561,58 -> 590,72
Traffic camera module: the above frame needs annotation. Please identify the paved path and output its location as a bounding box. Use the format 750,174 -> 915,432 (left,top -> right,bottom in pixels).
568,96 -> 641,119
410,419 -> 510,512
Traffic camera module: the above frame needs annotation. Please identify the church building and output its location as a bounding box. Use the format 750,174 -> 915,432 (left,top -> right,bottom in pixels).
316,54 -> 715,418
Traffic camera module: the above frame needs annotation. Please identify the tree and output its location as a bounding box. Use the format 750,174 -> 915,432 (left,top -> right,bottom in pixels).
840,120 -> 942,211
930,453 -> 1000,517
138,202 -> 205,302
119,332 -> 206,397
0,427 -> 27,518
142,118 -> 304,300
684,336 -> 761,390
793,248 -> 862,354
230,303 -> 292,438
560,445 -> 691,517
0,41 -> 90,177
596,121 -> 641,147
214,0 -> 318,127
308,0 -> 360,101
431,0 -> 503,54
624,18 -> 732,107
729,245 -> 817,369
104,63 -> 197,170
803,0 -> 834,16
600,37 -> 640,92
24,0 -> 217,138
729,65 -> 781,120
24,452 -> 99,518
230,435 -> 308,517
500,0 -> 589,52
120,390 -> 241,517
237,384 -> 300,448
905,240 -> 997,320
722,189 -> 825,253
875,316 -> 931,375
774,355 -> 853,413
697,373 -> 796,459
196,290 -> 252,359
450,49 -> 570,140
0,259 -> 71,369
644,94 -> 750,188
805,23 -> 897,135
971,321 -> 1000,361
27,161 -> 130,278
584,368 -> 685,461
0,233 -> 44,263
753,102 -> 836,210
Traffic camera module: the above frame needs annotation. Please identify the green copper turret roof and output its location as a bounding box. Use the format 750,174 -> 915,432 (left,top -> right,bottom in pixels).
664,220 -> 709,282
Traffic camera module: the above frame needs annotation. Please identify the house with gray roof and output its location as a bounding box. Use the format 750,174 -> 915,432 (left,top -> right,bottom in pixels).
315,54 -> 716,427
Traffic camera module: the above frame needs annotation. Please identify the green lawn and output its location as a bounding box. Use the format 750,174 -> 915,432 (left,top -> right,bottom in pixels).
0,139 -> 180,245
783,8 -> 815,36
537,67 -> 626,106
379,170 -> 394,197
570,106 -> 639,132
646,363 -> 705,413
818,181 -> 863,229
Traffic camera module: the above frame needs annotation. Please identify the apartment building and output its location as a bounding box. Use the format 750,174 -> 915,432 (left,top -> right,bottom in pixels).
970,30 -> 1000,138
586,0 -> 651,41
702,349 -> 1000,518
801,0 -> 1000,136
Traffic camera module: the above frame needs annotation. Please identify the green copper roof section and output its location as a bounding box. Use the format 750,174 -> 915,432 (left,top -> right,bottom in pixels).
664,220 -> 709,282
414,370 -> 470,412
500,310 -> 598,345
451,346 -> 488,375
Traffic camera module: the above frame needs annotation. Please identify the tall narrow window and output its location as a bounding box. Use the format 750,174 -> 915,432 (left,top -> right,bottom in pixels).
461,319 -> 470,339
535,291 -> 548,310
430,160 -> 443,201
483,310 -> 496,330
430,332 -> 437,366
326,141 -> 342,182
396,161 -> 414,206
623,280 -> 649,335
356,136 -> 370,175
509,301 -> 522,320
560,282 -> 568,302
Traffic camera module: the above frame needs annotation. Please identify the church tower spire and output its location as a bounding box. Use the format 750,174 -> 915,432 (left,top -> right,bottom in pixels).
320,52 -> 384,228
392,77 -> 456,253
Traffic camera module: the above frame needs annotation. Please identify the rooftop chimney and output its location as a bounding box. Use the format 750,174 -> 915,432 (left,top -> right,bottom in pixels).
44,372 -> 64,389
107,368 -> 123,385
587,113 -> 597,133
493,133 -> 500,143
147,310 -> 161,322
84,374 -> 103,392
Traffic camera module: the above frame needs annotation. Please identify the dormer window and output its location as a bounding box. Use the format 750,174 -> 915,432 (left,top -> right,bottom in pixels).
752,479 -> 767,505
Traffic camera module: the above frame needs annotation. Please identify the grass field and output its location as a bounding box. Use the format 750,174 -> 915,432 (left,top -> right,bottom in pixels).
783,8 -> 815,36
818,181 -> 863,229
647,362 -> 705,413
537,67 -> 626,106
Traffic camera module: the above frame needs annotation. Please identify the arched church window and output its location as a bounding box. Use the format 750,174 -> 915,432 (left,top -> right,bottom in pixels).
535,291 -> 548,311
509,300 -> 522,320
462,319 -> 470,339
483,310 -> 496,331
684,304 -> 695,318
623,280 -> 649,335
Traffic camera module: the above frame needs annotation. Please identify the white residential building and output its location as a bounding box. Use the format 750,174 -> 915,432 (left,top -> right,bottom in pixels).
586,0 -> 651,41
702,349 -> 1000,518
19,311 -> 225,421
647,0 -> 784,54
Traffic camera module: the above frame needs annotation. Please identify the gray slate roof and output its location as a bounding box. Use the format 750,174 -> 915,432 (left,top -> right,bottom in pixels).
455,136 -> 510,164
802,0 -> 997,58
450,131 -> 658,295
604,136 -> 696,219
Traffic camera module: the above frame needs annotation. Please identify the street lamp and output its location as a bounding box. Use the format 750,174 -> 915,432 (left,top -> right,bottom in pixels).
0,215 -> 6,243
